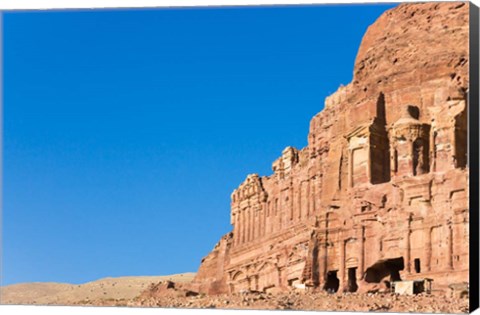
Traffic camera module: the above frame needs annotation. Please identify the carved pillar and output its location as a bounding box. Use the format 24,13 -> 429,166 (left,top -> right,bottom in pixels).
317,238 -> 327,286
265,203 -> 269,236
391,146 -> 398,177
339,239 -> 346,290
311,176 -> 316,215
250,206 -> 258,241
290,188 -> 295,221
451,125 -> 457,169
249,207 -> 253,242
266,202 -> 270,235
430,127 -> 436,173
367,143 -> 372,183
265,203 -> 268,236
405,214 -> 412,273
254,207 -> 258,240
238,210 -> 242,245
254,208 -> 259,240
322,215 -> 329,285
305,178 -> 310,218
298,184 -> 302,220
276,265 -> 282,288
408,140 -> 416,175
425,226 -> 432,271
405,225 -> 411,274
358,226 -> 365,278
234,213 -> 238,246
271,201 -> 274,233
251,207 -> 255,241
237,211 -> 241,245
447,222 -> 454,270
241,209 -> 246,244
278,199 -> 281,231
245,209 -> 249,243
253,206 -> 257,239
247,207 -> 250,243
262,203 -> 266,237
348,150 -> 354,188
254,208 -> 259,239
260,205 -> 264,238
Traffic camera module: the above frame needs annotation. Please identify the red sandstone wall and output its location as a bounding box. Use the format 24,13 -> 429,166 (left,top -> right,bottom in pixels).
193,2 -> 470,295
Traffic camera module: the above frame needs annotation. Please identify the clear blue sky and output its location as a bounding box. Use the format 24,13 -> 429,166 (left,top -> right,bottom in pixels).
2,3 -> 397,285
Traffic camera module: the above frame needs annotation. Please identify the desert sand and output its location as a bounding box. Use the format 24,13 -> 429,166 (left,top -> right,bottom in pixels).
0,272 -> 195,305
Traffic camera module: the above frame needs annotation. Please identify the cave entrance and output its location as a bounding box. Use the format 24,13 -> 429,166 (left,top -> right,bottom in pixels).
323,270 -> 339,293
347,267 -> 358,292
364,257 -> 404,286
414,258 -> 421,273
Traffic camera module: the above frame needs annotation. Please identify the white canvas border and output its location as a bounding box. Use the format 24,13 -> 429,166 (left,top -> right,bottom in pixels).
1,0 -> 478,315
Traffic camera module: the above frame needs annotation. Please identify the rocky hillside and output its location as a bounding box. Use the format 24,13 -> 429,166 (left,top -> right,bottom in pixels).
0,273 -> 195,305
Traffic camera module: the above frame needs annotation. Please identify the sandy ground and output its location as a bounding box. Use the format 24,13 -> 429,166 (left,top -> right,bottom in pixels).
1,274 -> 469,313
0,273 -> 195,305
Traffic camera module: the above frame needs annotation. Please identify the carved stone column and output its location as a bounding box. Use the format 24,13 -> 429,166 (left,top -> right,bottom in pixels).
367,144 -> 372,184
253,206 -> 257,240
348,150 -> 354,188
305,178 -> 310,218
277,200 -> 282,232
447,222 -> 454,270
406,233 -> 411,273
233,213 -> 239,246
339,239 -> 346,290
358,226 -> 365,279
289,188 -> 294,223
298,184 -> 302,220
276,264 -> 282,288
260,205 -> 264,238
241,209 -> 246,244
244,209 -> 249,243
254,208 -> 258,239
405,223 -> 411,274
311,176 -> 316,216
248,207 -> 253,242
317,235 -> 326,287
425,226 -> 432,271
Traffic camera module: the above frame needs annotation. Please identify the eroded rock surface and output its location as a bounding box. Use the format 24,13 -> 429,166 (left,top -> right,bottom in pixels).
193,1 -> 470,297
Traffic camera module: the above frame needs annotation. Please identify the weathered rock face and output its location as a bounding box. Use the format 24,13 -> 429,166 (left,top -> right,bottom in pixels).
194,2 -> 470,295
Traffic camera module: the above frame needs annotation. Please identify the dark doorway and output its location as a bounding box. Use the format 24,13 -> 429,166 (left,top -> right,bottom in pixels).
347,267 -> 358,292
414,258 -> 421,273
454,109 -> 468,168
370,93 -> 391,184
324,270 -> 340,293
364,257 -> 404,283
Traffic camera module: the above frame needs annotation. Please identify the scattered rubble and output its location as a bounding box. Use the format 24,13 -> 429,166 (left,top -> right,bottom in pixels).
73,287 -> 469,313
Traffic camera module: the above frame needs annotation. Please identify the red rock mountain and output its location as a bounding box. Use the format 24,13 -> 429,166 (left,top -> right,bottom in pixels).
192,2 -> 470,295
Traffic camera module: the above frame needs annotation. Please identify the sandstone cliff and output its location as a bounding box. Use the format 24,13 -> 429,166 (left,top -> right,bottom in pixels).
193,2 -> 470,295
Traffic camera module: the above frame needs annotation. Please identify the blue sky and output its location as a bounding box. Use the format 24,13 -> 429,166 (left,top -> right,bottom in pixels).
2,3 -> 397,285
